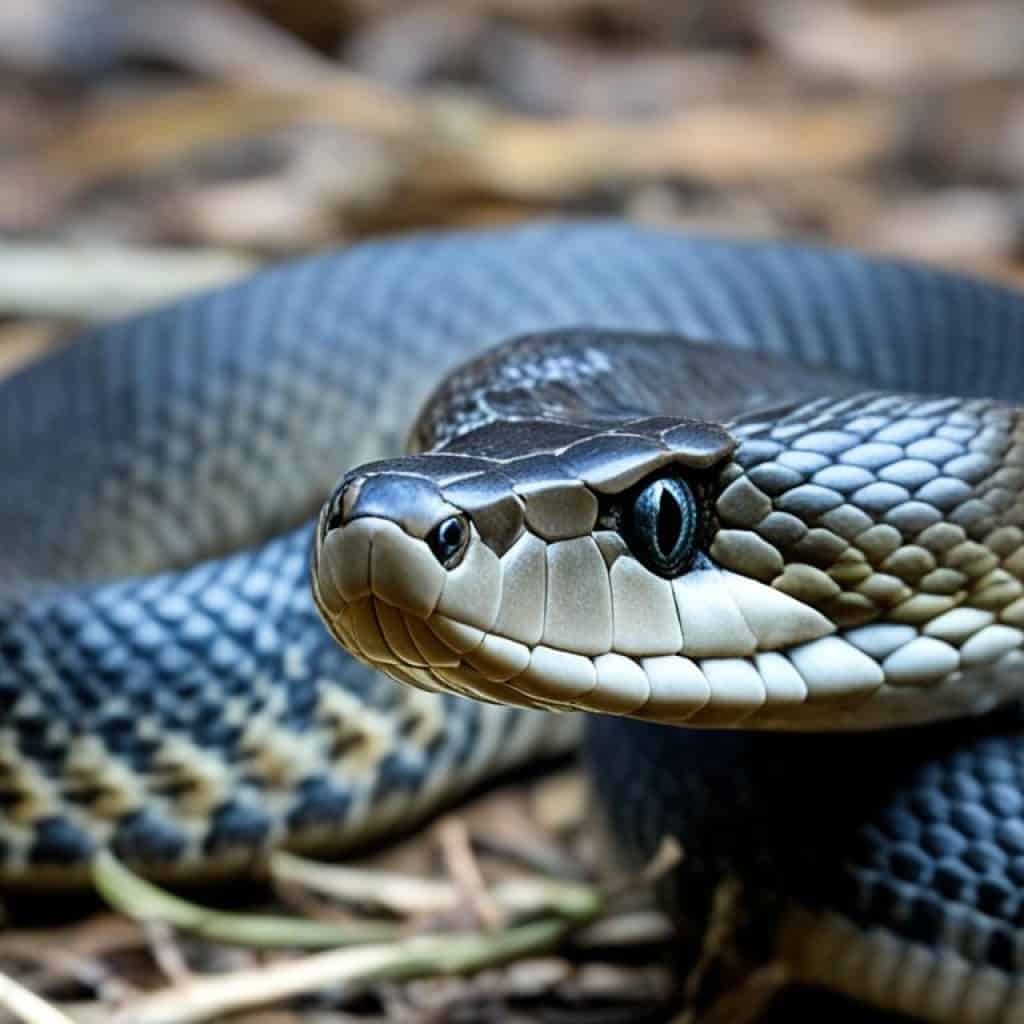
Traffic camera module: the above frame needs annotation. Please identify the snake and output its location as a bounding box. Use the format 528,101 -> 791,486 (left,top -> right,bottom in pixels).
4,222 -> 1024,1021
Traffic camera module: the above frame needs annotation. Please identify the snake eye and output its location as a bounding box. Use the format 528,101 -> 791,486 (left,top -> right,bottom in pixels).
426,515 -> 469,569
623,477 -> 698,577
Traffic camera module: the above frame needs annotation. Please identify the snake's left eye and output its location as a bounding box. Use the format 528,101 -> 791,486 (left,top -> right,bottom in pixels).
623,477 -> 698,577
427,515 -> 469,569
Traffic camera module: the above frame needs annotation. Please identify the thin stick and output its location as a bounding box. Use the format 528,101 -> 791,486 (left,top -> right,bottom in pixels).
0,245 -> 256,321
92,852 -> 399,949
111,916 -> 585,1024
437,817 -> 504,931
271,850 -> 598,922
0,971 -> 78,1024
271,850 -> 462,917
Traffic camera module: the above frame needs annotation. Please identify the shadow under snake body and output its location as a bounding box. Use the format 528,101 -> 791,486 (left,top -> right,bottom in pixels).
4,222 -> 1024,1021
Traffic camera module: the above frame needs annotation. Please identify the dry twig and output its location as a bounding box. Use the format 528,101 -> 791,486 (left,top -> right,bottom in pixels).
437,817 -> 504,932
92,852 -> 400,950
0,971 -> 78,1024
0,245 -> 257,321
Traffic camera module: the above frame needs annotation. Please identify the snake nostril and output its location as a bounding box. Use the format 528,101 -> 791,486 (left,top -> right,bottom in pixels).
322,477 -> 368,538
324,503 -> 343,536
322,488 -> 349,537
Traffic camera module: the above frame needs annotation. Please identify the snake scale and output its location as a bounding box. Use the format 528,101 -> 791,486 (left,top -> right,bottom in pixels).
5,222 -> 1024,1020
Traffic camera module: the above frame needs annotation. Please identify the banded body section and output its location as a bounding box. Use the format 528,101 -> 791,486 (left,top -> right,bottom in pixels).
0,525 -> 574,880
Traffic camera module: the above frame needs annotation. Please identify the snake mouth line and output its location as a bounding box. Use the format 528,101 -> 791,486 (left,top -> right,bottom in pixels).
314,580 -> 1024,731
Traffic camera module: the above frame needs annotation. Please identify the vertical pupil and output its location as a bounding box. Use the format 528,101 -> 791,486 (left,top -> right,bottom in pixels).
656,486 -> 682,556
623,475 -> 698,577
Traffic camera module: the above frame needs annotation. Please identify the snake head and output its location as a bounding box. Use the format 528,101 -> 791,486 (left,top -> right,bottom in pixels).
312,413 -> 852,725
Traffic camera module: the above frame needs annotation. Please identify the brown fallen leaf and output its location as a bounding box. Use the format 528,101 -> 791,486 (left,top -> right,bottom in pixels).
49,73 -> 896,202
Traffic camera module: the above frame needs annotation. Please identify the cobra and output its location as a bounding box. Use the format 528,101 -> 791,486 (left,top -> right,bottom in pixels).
5,224 -> 1024,1021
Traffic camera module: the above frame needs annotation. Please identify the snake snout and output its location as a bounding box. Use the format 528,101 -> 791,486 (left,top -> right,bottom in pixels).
315,472 -> 460,621
313,468 -> 503,696
323,472 -> 458,541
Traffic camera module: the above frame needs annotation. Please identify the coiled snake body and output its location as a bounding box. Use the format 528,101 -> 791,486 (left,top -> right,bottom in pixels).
5,223 -> 1024,1020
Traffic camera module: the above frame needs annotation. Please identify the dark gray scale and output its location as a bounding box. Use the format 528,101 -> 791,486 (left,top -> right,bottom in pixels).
734,439 -> 786,469
204,800 -> 274,857
285,777 -> 353,833
586,705 -> 1024,982
561,432 -> 670,492
334,473 -> 461,541
440,471 -> 525,557
442,420 -> 597,460
29,817 -> 96,868
776,484 -> 846,519
634,417 -> 737,468
414,328 -> 866,455
111,809 -> 190,865
748,463 -> 804,497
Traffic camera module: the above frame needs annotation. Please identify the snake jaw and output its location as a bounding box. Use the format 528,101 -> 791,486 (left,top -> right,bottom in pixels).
314,486 -> 893,728
312,420 -> 883,726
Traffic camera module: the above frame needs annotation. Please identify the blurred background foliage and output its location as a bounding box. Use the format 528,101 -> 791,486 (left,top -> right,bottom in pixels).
3,0 -> 1024,375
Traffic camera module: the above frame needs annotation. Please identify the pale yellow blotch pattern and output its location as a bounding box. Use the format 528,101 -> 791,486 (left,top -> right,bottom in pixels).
63,735 -> 145,820
315,687 -> 391,780
151,735 -> 234,817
